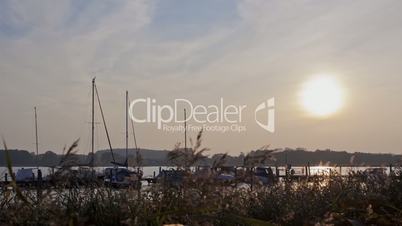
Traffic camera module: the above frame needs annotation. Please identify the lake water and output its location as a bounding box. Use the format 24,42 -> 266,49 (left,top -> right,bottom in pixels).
0,165 -> 394,181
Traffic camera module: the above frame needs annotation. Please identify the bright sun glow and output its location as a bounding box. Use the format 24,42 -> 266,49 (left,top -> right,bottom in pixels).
300,76 -> 344,117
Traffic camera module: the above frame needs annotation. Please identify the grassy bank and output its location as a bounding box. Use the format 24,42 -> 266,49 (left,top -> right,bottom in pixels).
1,136 -> 401,226
1,169 -> 401,225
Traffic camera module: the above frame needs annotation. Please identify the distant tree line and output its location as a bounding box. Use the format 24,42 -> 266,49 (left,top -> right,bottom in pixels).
0,148 -> 401,167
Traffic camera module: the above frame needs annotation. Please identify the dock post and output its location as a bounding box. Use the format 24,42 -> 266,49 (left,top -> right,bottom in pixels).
285,165 -> 289,178
389,164 -> 393,175
305,165 -> 308,178
275,165 -> 279,181
250,167 -> 254,191
234,167 -> 238,187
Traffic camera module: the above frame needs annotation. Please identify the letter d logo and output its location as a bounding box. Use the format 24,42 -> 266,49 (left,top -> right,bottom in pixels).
255,98 -> 275,133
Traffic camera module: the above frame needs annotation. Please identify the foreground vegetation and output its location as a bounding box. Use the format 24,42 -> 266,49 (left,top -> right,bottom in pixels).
1,171 -> 401,225
1,135 -> 401,226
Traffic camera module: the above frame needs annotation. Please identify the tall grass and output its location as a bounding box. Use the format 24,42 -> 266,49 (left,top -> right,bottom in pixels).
1,135 -> 401,226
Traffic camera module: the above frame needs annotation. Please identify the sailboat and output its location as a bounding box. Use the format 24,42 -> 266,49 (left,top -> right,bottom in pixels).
49,78 -> 100,184
103,90 -> 142,188
54,77 -> 113,184
72,77 -> 101,182
15,107 -> 43,185
48,77 -> 115,185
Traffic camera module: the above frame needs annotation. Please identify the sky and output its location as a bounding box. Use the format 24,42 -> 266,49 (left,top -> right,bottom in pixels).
1,0 -> 402,155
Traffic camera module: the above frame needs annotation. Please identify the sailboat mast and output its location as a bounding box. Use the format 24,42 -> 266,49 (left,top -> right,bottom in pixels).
128,95 -> 140,168
125,90 -> 128,168
94,83 -> 116,163
91,77 -> 95,168
130,113 -> 138,150
184,109 -> 187,151
34,106 -> 39,169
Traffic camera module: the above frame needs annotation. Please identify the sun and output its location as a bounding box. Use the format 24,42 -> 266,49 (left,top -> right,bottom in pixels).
300,76 -> 344,117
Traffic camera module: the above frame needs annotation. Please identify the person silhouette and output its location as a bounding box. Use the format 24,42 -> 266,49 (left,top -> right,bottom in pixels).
38,169 -> 42,182
267,167 -> 274,185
